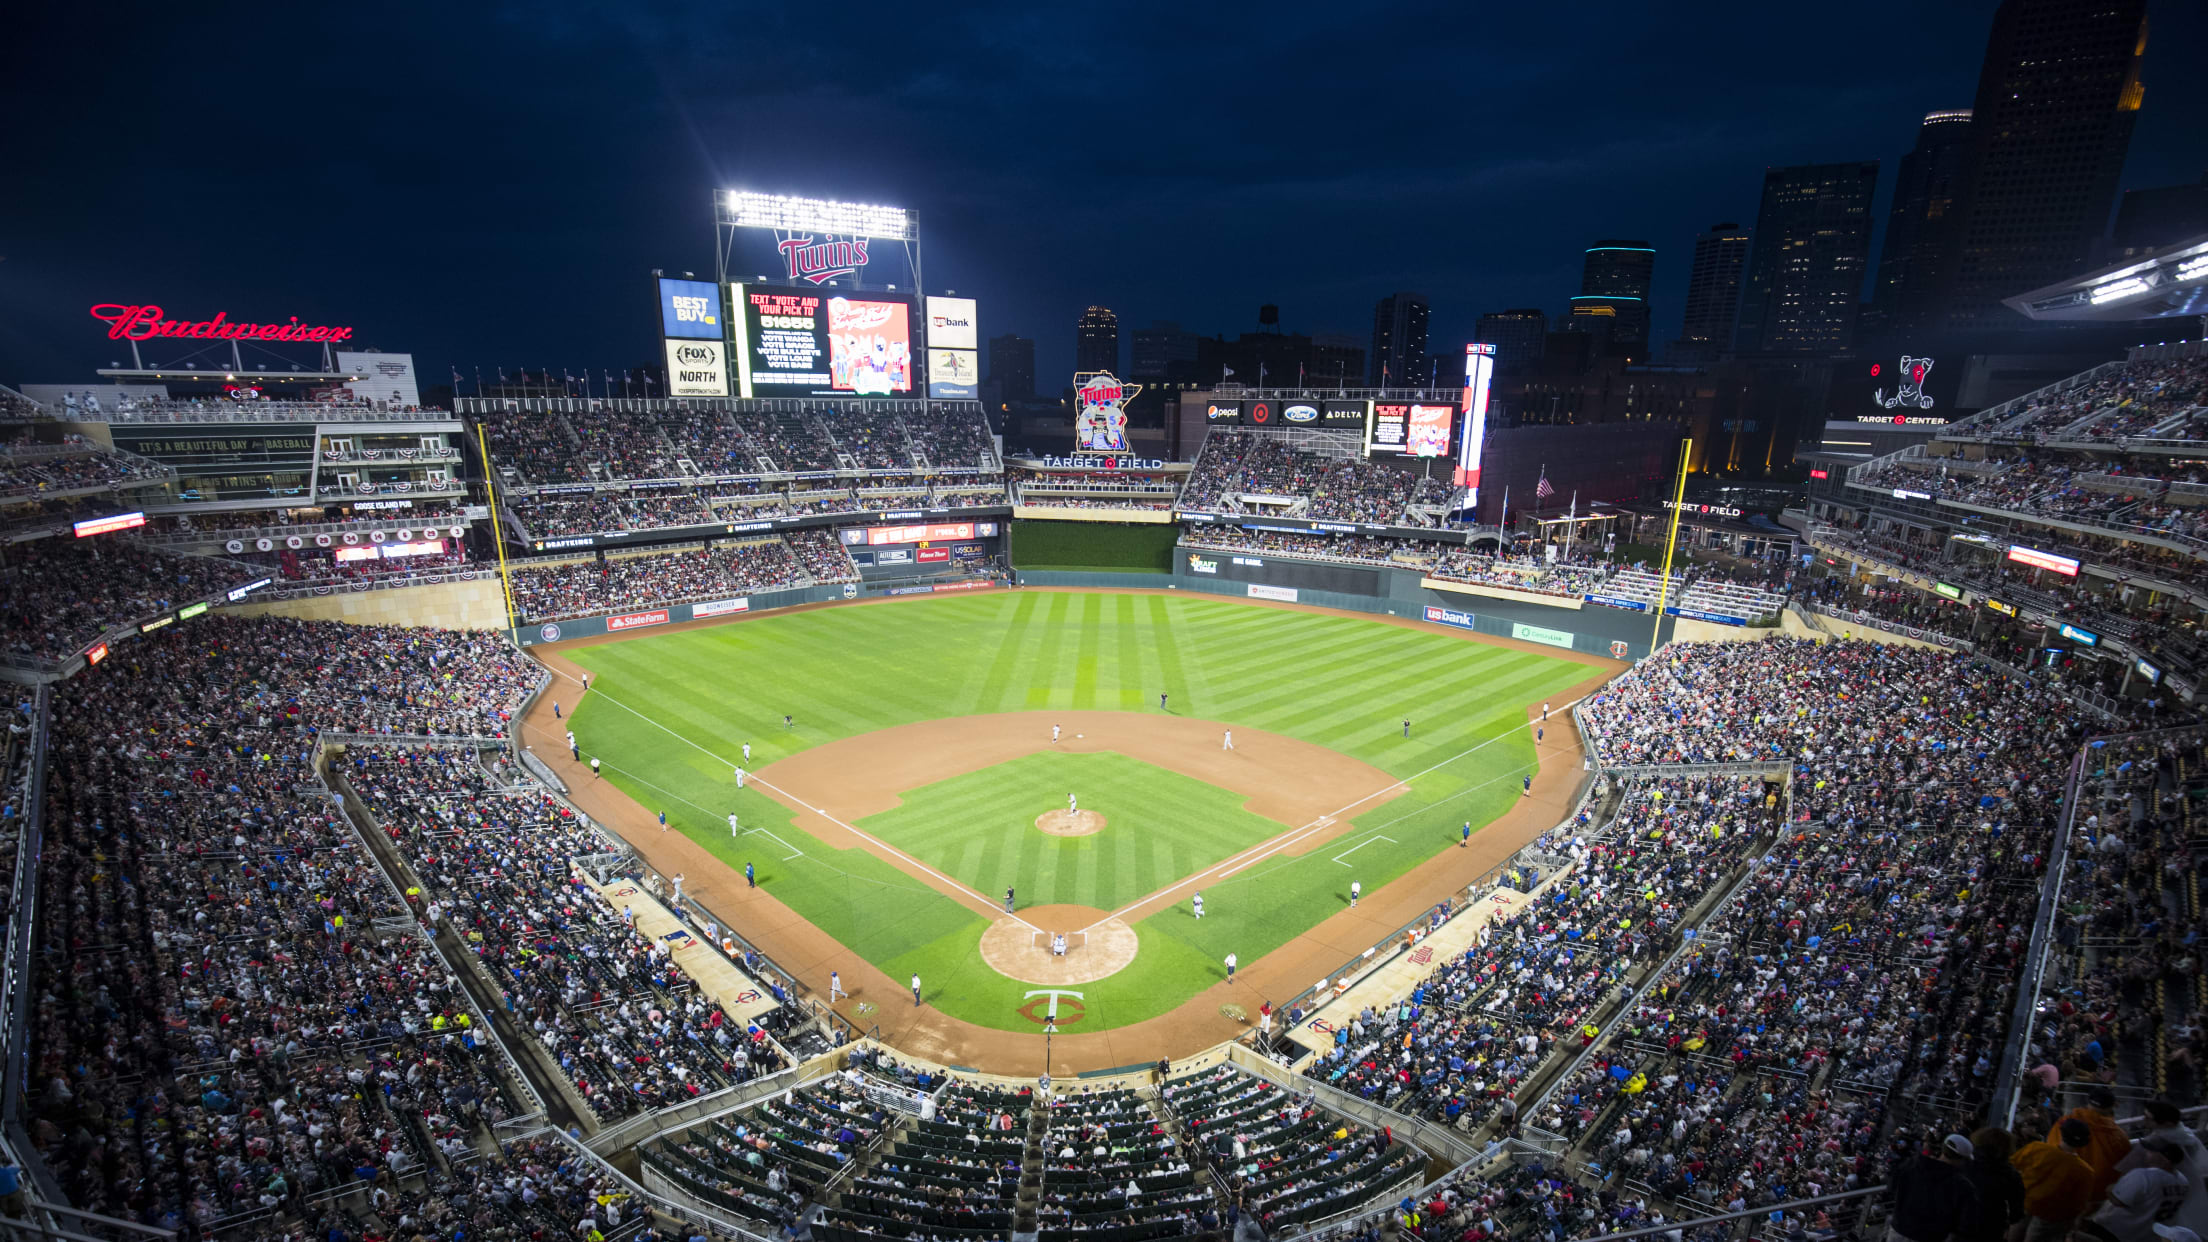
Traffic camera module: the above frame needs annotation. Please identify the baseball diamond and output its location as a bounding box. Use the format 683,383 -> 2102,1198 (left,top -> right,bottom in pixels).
536,588 -> 1605,1048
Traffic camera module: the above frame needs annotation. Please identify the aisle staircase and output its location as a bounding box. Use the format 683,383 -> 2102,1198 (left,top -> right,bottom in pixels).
1014,1098 -> 1047,1239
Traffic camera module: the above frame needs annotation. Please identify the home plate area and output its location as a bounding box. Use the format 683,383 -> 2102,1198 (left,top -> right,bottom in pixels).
978,904 -> 1138,985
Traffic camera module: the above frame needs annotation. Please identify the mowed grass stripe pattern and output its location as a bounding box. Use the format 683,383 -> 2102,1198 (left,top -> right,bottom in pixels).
855,751 -> 1289,911
568,592 -> 1594,1032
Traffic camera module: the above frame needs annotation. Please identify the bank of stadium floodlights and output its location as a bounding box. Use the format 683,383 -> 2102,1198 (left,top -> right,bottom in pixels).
712,190 -> 923,297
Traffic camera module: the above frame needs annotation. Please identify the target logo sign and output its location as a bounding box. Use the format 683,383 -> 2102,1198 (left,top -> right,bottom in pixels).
1249,401 -> 1273,425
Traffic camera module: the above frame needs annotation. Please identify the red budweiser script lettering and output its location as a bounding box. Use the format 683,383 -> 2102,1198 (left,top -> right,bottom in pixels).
90,304 -> 355,343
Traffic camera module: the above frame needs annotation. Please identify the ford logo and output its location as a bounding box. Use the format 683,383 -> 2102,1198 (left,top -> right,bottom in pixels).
1284,404 -> 1319,423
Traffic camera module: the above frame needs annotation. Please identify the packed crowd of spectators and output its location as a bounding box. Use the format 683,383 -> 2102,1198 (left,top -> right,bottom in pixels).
1853,451 -> 2208,543
1334,779 -> 1773,1133
1304,457 -> 1418,523
784,528 -> 858,583
1041,1081 -> 1210,1239
566,407 -> 686,479
1987,355 -> 2208,442
507,542 -> 809,622
1179,525 -> 1442,568
646,1076 -> 885,1234
833,1078 -> 1020,1238
0,539 -> 250,661
345,745 -> 790,1120
28,617 -> 538,1229
0,438 -> 167,498
1432,548 -> 1613,598
1162,1065 -> 1424,1234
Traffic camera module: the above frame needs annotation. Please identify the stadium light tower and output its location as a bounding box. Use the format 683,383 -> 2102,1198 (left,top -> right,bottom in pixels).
713,190 -> 923,296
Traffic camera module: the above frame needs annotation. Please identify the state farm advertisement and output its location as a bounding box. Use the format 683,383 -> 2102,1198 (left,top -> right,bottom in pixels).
734,282 -> 912,398
608,609 -> 670,631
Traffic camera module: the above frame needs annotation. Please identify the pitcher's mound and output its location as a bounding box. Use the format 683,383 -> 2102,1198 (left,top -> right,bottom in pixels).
979,905 -> 1138,984
1035,809 -> 1107,837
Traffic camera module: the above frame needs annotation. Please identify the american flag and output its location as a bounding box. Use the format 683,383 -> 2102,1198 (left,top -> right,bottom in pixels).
1535,474 -> 1555,499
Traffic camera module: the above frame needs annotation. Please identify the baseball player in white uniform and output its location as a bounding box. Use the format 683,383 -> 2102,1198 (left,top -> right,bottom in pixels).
728,813 -> 740,838
1193,891 -> 1205,919
1052,724 -> 1061,743
742,742 -> 752,762
1222,730 -> 1233,750
830,971 -> 846,1001
1068,793 -> 1078,814
733,765 -> 745,789
1350,881 -> 1361,908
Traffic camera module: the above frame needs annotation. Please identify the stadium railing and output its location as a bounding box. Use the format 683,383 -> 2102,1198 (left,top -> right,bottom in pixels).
96,402 -> 444,424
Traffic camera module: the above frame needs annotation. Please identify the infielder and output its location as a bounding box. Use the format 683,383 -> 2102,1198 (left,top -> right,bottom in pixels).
1068,793 -> 1078,814
733,765 -> 746,789
829,971 -> 846,1001
1222,730 -> 1233,751
1052,724 -> 1061,743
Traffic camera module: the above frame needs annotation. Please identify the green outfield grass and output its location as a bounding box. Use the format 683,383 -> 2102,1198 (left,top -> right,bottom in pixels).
567,590 -> 1593,1032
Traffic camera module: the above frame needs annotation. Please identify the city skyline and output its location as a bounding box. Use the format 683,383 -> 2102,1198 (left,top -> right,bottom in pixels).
3,0 -> 2202,393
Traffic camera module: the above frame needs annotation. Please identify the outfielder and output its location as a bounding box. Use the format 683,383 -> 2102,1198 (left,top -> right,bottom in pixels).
742,742 -> 752,762
733,765 -> 746,789
728,812 -> 740,838
1192,891 -> 1205,919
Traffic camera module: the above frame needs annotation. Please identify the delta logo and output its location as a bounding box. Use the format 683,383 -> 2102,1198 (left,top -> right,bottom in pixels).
1284,404 -> 1318,424
1186,554 -> 1219,574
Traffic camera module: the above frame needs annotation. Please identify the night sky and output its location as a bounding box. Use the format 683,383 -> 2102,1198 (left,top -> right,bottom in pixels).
5,0 -> 2202,393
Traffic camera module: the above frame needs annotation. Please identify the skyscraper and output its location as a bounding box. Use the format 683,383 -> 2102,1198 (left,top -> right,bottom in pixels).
1475,309 -> 1548,372
1732,162 -> 1880,355
1938,0 -> 2147,334
1572,242 -> 1655,357
1870,110 -> 1973,343
1129,321 -> 1201,381
1369,293 -> 1429,386
1075,306 -> 1120,375
988,334 -> 1035,400
1674,223 -> 1751,360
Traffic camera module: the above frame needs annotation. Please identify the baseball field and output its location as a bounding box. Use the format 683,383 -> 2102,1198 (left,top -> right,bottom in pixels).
560,589 -> 1595,1035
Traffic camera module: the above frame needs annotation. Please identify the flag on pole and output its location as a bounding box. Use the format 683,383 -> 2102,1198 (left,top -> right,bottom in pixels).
1535,473 -> 1556,500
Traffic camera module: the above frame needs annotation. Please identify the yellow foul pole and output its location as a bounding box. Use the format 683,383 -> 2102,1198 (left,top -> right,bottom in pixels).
1649,437 -> 1691,655
474,421 -> 521,647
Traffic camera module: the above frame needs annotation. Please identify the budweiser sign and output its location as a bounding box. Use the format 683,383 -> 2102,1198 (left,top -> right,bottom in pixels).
90,303 -> 355,343
777,233 -> 869,284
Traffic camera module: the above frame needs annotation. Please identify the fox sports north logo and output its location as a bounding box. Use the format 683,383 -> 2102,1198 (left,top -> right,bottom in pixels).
674,343 -> 717,366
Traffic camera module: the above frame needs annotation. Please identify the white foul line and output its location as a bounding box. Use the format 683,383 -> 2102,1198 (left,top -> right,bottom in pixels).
564,689 -> 1037,930
1331,835 -> 1395,866
1080,693 -> 1587,932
